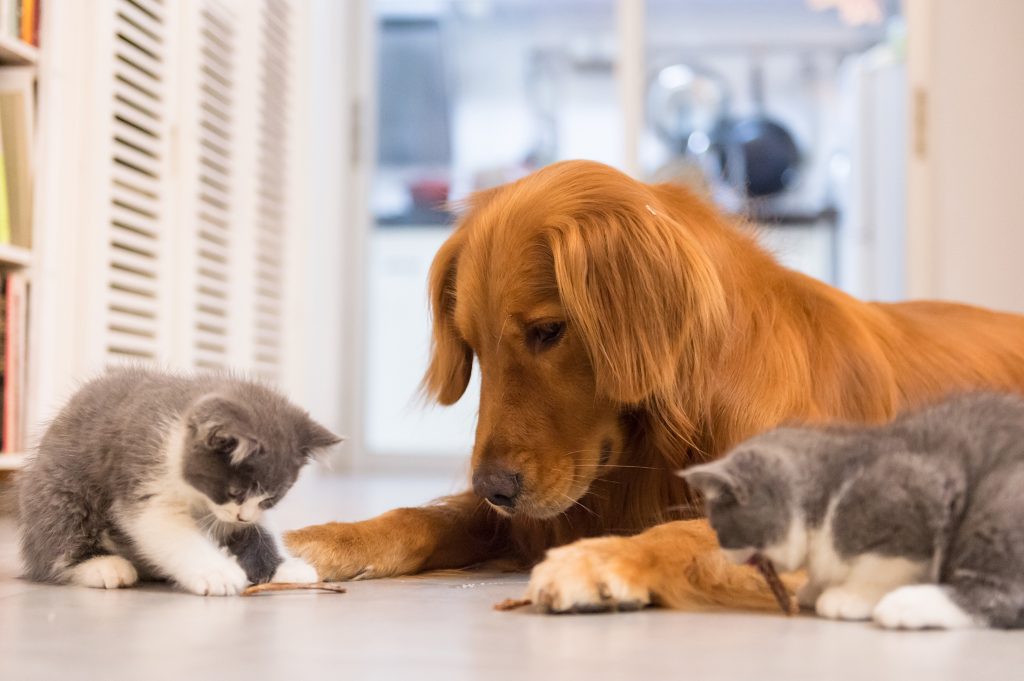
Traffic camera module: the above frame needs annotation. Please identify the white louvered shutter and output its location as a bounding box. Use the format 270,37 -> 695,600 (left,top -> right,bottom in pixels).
251,0 -> 291,382
191,1 -> 235,371
31,0 -> 313,428
74,0 -> 301,380
106,0 -> 173,365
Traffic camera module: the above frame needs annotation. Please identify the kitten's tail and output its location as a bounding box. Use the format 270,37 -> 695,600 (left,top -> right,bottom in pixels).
1,451 -> 34,525
0,475 -> 19,519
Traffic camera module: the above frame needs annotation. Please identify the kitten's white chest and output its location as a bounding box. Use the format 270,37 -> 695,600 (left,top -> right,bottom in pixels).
807,526 -> 851,585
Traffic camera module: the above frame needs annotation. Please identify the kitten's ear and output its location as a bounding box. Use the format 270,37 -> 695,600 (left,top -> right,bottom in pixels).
301,417 -> 343,458
678,462 -> 747,504
188,395 -> 255,464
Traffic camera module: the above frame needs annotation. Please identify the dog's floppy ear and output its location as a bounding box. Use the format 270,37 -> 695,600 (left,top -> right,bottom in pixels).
547,187 -> 727,406
422,229 -> 473,405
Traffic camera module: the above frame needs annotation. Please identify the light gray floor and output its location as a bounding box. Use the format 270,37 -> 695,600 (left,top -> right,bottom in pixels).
2,472 -> 1022,681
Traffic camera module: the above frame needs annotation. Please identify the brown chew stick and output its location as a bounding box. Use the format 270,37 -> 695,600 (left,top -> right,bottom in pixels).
493,597 -> 533,611
749,555 -> 796,615
241,582 -> 348,596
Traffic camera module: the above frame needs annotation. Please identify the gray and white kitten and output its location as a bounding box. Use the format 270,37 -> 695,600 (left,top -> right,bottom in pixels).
18,368 -> 341,596
681,392 -> 1024,630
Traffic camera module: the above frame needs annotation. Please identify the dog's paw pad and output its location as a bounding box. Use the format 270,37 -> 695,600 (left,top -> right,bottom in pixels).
526,540 -> 651,614
272,558 -> 319,584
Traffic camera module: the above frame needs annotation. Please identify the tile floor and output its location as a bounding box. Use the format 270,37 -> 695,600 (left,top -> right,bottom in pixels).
1,472 -> 1022,681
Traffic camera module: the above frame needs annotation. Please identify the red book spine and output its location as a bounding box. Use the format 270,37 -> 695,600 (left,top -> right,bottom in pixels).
2,272 -> 22,452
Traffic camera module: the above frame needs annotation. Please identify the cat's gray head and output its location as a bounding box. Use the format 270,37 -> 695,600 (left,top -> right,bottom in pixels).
680,438 -> 805,570
181,383 -> 341,525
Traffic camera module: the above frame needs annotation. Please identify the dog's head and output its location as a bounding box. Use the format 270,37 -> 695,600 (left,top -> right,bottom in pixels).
423,160 -> 728,518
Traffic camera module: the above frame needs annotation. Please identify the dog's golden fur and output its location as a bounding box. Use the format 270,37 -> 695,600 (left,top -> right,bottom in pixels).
287,160 -> 1024,612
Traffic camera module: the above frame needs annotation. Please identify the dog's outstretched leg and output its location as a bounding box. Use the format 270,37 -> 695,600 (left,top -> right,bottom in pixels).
526,519 -> 802,613
284,492 -> 506,581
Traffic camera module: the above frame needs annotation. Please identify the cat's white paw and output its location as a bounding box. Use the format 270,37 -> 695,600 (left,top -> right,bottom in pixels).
873,585 -> 979,630
69,555 -> 139,589
176,559 -> 249,596
272,558 -> 318,584
816,586 -> 879,621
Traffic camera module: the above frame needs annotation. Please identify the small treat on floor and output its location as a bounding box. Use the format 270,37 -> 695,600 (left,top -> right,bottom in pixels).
748,555 -> 797,615
241,582 -> 348,596
493,597 -> 533,611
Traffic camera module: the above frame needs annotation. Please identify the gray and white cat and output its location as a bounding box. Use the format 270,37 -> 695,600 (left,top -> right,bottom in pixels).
681,392 -> 1024,629
18,368 -> 341,596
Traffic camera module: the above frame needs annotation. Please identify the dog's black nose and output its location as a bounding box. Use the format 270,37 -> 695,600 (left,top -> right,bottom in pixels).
473,468 -> 522,509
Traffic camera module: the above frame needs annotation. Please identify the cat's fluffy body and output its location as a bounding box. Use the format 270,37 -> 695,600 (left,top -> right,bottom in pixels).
18,368 -> 340,595
682,392 -> 1024,629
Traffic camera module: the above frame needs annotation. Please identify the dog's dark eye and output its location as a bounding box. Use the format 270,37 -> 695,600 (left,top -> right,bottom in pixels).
526,321 -> 566,353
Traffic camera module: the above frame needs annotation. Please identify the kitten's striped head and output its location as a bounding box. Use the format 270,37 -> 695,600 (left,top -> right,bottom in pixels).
679,438 -> 804,571
182,383 -> 341,525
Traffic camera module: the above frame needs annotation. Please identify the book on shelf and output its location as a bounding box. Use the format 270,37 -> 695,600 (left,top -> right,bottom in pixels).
0,275 -> 5,451
0,0 -> 16,42
0,1 -> 32,456
0,114 -> 10,245
0,0 -> 38,46
0,65 -> 32,248
19,0 -> 35,46
1,271 -> 25,452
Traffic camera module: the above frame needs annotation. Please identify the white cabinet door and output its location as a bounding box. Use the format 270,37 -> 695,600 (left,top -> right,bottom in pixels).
906,0 -> 1024,313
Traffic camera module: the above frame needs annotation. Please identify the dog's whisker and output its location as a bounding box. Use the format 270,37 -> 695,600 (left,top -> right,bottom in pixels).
561,494 -> 599,518
563,448 -> 629,458
559,509 -> 575,532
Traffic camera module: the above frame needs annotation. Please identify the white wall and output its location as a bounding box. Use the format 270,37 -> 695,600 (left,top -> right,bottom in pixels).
907,0 -> 1024,313
288,0 -> 353,445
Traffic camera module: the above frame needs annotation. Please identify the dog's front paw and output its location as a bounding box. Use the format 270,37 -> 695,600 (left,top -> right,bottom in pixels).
176,559 -> 249,596
284,518 -> 427,582
69,555 -> 139,589
526,537 -> 652,614
272,557 -> 319,584
283,523 -> 378,581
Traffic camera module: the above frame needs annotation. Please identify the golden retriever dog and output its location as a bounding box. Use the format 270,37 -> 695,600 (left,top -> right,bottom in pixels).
286,160 -> 1024,613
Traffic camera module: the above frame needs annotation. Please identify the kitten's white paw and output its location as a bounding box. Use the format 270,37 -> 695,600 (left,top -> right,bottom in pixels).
816,586 -> 879,621
873,585 -> 979,630
272,558 -> 318,584
69,555 -> 139,589
177,559 -> 249,596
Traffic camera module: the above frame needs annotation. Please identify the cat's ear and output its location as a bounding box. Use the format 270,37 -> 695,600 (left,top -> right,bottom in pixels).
188,395 -> 255,464
300,417 -> 343,458
678,462 -> 747,504
210,432 -> 257,465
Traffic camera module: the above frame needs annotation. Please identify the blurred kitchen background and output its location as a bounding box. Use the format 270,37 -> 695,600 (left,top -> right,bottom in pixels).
365,0 -> 907,460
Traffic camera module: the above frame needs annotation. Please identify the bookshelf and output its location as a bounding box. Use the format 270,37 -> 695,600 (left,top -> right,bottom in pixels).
0,35 -> 35,65
0,242 -> 29,267
0,0 -> 37,472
